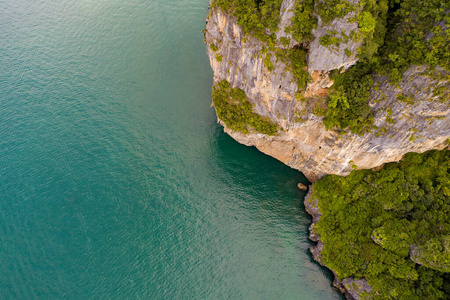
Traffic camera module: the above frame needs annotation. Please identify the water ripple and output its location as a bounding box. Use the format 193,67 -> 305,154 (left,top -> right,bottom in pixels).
0,0 -> 341,299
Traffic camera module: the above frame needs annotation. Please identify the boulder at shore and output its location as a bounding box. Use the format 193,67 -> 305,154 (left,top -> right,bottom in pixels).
297,183 -> 308,191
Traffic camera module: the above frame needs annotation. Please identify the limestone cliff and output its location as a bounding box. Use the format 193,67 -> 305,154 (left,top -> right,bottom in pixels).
205,1 -> 450,182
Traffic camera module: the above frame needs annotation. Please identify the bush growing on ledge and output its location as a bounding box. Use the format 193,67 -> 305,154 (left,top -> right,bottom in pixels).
212,0 -> 283,41
287,47 -> 310,90
319,34 -> 342,47
210,43 -> 219,52
316,0 -> 356,24
212,80 -> 278,135
263,53 -> 275,71
288,0 -> 317,42
276,46 -> 310,90
324,63 -> 374,134
312,149 -> 450,299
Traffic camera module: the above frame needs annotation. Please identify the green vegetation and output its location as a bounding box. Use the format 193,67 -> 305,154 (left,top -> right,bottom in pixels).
212,80 -> 278,135
287,0 -> 317,42
312,149 -> 450,299
319,34 -> 342,47
280,36 -> 291,47
323,0 -> 448,133
358,11 -> 376,34
212,0 -> 283,41
365,0 -> 449,77
210,43 -> 219,52
344,48 -> 352,57
275,46 -> 310,89
397,92 -> 415,105
324,63 -> 374,133
287,47 -> 309,90
316,0 -> 356,24
263,53 -> 275,71
212,0 -> 449,134
374,0 -> 450,82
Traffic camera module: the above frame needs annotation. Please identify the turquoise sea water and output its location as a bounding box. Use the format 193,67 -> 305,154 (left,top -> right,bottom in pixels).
0,1 -> 341,299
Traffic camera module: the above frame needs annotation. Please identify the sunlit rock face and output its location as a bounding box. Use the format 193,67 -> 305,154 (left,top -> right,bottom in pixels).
205,1 -> 450,181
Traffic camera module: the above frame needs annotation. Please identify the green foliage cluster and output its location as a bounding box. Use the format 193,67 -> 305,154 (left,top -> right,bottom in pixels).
324,63 -> 374,133
316,0 -> 356,24
276,46 -> 310,89
324,0 -> 448,133
358,11 -> 376,34
397,92 -> 415,105
212,0 -> 283,41
357,0 -> 389,61
412,236 -> 450,273
210,43 -> 219,52
287,0 -> 317,42
279,36 -> 291,46
287,47 -> 309,90
356,0 -> 449,78
263,53 -> 275,71
319,34 -> 342,47
373,0 -> 450,82
312,149 -> 450,299
344,48 -> 352,57
212,80 -> 279,135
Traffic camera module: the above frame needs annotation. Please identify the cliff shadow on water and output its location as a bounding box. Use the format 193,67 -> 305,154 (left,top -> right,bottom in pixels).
210,125 -> 344,299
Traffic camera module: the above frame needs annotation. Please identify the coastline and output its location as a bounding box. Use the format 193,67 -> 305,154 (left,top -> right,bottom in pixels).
303,187 -> 372,300
205,2 -> 450,298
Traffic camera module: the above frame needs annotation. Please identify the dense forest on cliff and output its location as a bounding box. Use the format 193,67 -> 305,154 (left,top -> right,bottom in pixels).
211,0 -> 449,134
310,149 -> 450,299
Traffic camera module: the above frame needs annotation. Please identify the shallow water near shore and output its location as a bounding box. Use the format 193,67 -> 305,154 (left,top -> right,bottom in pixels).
0,0 -> 341,298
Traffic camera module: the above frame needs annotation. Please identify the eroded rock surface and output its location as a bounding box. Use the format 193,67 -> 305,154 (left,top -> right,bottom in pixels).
205,1 -> 450,182
308,0 -> 362,72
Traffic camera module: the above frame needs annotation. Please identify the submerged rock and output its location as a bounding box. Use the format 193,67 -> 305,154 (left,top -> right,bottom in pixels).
297,182 -> 308,191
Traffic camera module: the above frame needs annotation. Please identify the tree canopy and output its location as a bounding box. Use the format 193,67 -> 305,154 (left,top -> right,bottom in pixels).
311,149 -> 450,299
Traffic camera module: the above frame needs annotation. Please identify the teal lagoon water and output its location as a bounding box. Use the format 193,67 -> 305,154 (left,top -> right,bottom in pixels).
0,0 -> 341,299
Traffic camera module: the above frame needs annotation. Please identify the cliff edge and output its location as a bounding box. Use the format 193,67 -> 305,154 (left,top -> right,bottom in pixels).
205,0 -> 449,182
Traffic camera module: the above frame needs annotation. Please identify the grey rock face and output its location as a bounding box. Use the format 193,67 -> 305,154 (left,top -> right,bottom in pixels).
308,0 -> 362,72
205,8 -> 298,122
275,0 -> 297,47
205,1 -> 450,182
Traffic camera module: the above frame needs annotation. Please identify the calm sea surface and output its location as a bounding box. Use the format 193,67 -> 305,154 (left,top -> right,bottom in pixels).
0,1 -> 341,298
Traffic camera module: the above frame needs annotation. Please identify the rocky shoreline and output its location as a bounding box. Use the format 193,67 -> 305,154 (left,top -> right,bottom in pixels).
303,187 -> 372,300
